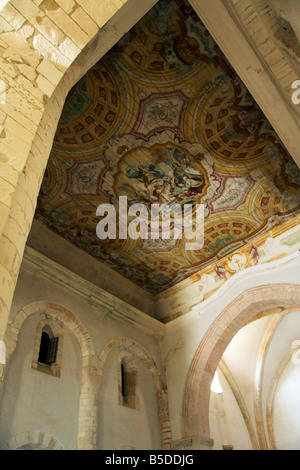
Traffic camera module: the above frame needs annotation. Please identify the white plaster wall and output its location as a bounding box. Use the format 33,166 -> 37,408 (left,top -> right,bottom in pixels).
273,359 -> 300,450
222,315 -> 272,425
264,310 -> 300,450
209,369 -> 253,450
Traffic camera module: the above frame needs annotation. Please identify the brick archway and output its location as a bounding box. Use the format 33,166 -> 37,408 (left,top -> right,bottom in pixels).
182,283 -> 300,445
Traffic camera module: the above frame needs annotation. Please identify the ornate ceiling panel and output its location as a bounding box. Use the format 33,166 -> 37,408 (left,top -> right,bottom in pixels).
35,0 -> 300,294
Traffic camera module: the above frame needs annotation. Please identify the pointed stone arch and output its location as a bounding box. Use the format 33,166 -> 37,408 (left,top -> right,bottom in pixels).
181,283 -> 300,448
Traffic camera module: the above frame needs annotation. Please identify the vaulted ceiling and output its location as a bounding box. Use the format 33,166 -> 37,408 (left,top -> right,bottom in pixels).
35,0 -> 300,294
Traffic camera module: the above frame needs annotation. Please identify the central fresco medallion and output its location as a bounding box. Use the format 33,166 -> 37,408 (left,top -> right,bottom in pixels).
35,0 -> 300,294
114,144 -> 209,208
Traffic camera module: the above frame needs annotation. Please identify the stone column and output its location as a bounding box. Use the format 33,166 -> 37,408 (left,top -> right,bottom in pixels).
158,391 -> 172,450
77,368 -> 101,450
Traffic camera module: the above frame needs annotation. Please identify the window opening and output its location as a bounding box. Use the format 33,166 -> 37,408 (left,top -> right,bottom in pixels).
119,356 -> 138,409
121,361 -> 126,398
38,332 -> 59,366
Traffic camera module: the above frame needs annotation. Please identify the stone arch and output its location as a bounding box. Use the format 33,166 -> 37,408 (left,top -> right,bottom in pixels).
181,283 -> 300,447
3,300 -> 100,450
5,300 -> 96,363
4,430 -> 64,450
99,336 -> 171,450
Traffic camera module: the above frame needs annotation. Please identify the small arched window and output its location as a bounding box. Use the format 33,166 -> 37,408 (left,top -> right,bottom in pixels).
121,361 -> 126,398
119,355 -> 138,409
32,319 -> 63,377
38,331 -> 59,366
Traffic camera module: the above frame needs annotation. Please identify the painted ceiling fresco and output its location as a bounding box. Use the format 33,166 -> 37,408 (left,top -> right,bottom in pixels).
35,0 -> 300,294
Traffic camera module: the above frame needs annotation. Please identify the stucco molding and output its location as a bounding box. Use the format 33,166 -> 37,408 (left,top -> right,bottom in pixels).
21,245 -> 165,338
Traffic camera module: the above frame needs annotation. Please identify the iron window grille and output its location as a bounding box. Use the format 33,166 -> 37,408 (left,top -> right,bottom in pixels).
38,332 -> 59,366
